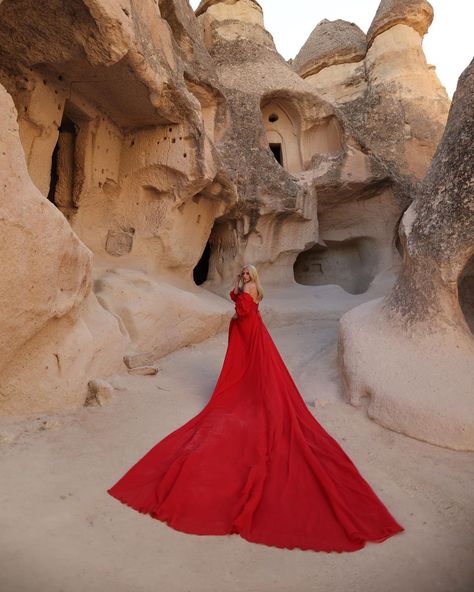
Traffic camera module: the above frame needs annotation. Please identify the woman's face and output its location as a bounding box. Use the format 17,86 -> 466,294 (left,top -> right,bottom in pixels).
241,268 -> 251,283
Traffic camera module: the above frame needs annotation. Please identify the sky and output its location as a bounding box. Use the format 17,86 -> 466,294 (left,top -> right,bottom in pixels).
189,0 -> 474,97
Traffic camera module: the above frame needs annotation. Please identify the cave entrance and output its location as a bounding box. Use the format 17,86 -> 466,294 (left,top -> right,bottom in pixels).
269,143 -> 283,166
47,101 -> 89,218
261,97 -> 303,173
193,239 -> 211,286
459,255 -> 474,334
293,237 -> 378,294
48,112 -> 77,213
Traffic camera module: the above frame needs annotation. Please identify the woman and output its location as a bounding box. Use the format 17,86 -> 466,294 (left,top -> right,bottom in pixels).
107,264 -> 403,552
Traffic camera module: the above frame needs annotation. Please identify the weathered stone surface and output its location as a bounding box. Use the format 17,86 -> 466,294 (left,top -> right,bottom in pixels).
194,0 -> 395,291
196,0 -> 263,19
94,268 -> 230,357
338,59 -> 474,450
128,366 -> 159,376
0,0 -> 234,415
367,0 -> 434,48
85,379 -> 115,406
386,59 -> 474,327
105,228 -> 135,257
362,22 -> 449,179
291,0 -> 449,309
300,1 -> 449,182
293,19 -> 367,79
123,352 -> 158,370
0,84 -> 91,375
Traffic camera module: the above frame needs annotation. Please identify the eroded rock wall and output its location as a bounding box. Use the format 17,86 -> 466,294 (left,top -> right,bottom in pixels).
295,0 -> 450,181
0,0 -> 232,415
291,0 -> 451,298
194,0 -> 398,292
338,59 -> 474,450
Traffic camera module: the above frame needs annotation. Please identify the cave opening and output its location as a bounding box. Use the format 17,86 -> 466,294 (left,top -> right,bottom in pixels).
47,142 -> 60,205
261,97 -> 302,173
47,113 -> 77,212
293,237 -> 378,295
269,142 -> 283,166
193,239 -> 212,286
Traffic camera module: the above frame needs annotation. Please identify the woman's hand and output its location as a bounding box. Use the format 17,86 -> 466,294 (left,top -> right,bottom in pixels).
233,273 -> 241,294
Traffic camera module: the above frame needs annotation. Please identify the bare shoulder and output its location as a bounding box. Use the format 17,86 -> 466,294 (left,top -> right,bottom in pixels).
243,281 -> 258,298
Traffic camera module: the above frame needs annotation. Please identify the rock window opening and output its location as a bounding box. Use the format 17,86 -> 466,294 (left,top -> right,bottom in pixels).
47,113 -> 77,213
269,143 -> 283,166
193,240 -> 211,286
293,237 -> 378,295
47,142 -> 60,205
261,98 -> 302,173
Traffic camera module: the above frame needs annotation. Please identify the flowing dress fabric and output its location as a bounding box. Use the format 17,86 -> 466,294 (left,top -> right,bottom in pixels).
107,291 -> 404,552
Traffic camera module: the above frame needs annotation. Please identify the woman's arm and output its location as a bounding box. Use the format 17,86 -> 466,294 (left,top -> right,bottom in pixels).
233,273 -> 241,295
230,273 -> 241,318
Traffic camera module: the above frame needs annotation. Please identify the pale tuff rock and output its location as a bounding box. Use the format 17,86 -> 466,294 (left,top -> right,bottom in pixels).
0,0 -> 231,415
298,0 -> 449,181
194,0 -> 398,293
127,367 -> 159,376
85,379 -> 115,407
367,0 -> 434,48
293,19 -> 367,79
338,60 -> 474,450
123,353 -> 158,370
196,0 -> 263,20
0,0 -> 471,455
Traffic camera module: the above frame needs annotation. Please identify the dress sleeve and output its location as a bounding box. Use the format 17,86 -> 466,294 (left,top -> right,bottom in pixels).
235,294 -> 253,317
229,291 -> 252,316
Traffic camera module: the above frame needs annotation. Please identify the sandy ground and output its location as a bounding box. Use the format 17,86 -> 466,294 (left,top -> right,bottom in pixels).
1,289 -> 474,592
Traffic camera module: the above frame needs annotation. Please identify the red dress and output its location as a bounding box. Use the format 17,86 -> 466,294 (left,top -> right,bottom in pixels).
107,290 -> 404,552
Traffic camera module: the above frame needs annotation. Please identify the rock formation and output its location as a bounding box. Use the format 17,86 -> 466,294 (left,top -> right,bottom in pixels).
338,59 -> 474,450
194,0 -> 325,286
0,0 -> 470,454
294,0 -> 450,180
367,0 -> 434,44
195,0 -> 401,295
291,0 -> 451,298
0,0 -> 231,414
293,19 -> 367,80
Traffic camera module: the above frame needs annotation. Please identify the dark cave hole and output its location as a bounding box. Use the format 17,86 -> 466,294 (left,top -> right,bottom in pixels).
47,142 -> 60,205
193,240 -> 211,286
269,142 -> 283,166
47,114 -> 77,207
293,237 -> 378,295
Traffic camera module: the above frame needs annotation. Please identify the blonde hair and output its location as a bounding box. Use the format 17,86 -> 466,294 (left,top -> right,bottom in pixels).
242,264 -> 264,301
